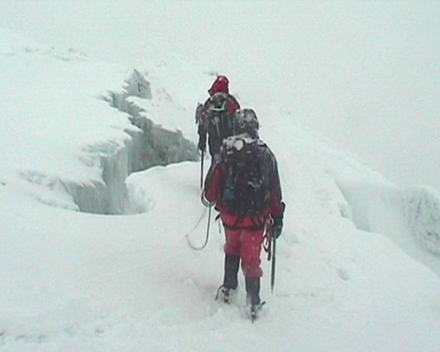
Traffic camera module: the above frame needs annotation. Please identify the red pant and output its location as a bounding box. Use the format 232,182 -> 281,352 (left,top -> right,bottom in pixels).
224,228 -> 264,278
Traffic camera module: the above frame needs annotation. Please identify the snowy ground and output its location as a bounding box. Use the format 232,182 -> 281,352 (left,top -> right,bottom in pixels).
1,27 -> 440,352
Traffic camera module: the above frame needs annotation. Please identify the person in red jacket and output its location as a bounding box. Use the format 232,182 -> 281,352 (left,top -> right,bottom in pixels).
197,75 -> 240,163
203,108 -> 285,313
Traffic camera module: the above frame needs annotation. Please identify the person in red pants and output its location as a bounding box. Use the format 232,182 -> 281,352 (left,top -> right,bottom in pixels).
203,108 -> 285,312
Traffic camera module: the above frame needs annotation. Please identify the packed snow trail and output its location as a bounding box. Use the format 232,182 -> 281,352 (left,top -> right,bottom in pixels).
2,152 -> 439,352
3,134 -> 440,351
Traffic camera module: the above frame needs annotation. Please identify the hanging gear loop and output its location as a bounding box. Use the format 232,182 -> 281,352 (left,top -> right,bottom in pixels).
263,217 -> 274,259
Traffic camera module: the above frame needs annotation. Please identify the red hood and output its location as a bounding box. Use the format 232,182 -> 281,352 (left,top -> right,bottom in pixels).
208,75 -> 229,95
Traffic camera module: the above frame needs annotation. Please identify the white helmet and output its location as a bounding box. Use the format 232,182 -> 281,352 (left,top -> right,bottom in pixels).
235,108 -> 259,137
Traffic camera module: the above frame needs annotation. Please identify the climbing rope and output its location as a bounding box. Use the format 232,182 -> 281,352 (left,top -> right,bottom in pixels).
185,191 -> 214,251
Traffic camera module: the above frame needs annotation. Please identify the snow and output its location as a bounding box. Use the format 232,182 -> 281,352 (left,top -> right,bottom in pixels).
1,3 -> 440,352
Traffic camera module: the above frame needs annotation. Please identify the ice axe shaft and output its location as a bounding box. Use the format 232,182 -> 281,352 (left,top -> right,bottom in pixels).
271,235 -> 276,293
200,150 -> 204,189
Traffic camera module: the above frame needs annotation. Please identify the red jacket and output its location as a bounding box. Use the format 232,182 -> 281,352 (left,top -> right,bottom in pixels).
199,93 -> 240,127
204,142 -> 284,229
200,75 -> 240,127
197,75 -> 241,156
198,94 -> 240,156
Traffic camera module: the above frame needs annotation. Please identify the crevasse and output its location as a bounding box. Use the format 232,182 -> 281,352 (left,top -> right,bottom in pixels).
65,69 -> 198,214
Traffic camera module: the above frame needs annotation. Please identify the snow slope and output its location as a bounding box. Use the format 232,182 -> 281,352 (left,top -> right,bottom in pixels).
1,0 -> 440,192
1,28 -> 440,352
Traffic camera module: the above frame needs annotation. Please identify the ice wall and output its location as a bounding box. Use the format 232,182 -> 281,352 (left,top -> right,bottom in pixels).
396,186 -> 440,256
107,69 -> 198,172
66,139 -> 134,214
337,178 -> 440,274
67,69 -> 198,214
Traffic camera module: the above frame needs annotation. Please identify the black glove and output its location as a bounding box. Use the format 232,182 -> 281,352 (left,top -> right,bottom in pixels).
272,216 -> 283,239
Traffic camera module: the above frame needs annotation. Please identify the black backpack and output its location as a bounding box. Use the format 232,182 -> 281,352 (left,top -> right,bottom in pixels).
205,92 -> 235,142
221,134 -> 271,219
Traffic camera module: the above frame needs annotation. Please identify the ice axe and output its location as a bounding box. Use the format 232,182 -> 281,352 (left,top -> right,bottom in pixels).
271,232 -> 277,293
200,149 -> 205,189
265,219 -> 277,293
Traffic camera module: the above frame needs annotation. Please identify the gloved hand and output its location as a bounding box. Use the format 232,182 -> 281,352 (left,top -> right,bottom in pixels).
197,138 -> 206,152
272,216 -> 283,239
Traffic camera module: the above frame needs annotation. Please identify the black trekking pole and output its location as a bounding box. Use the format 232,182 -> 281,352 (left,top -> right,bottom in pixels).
271,233 -> 277,293
195,102 -> 205,189
200,149 -> 204,189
